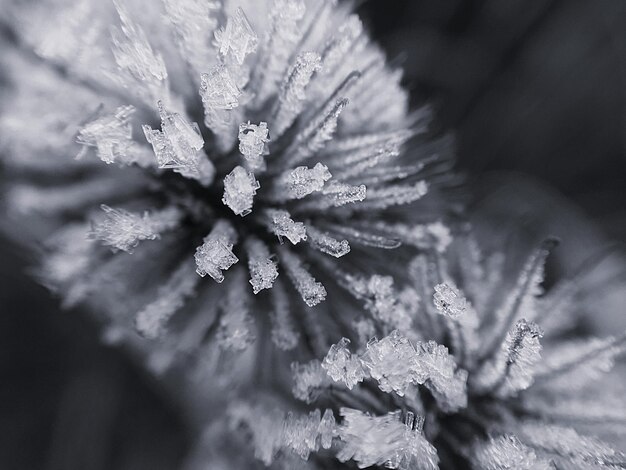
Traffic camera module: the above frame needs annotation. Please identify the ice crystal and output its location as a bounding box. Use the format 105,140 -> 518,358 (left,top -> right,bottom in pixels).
222,165 -> 260,216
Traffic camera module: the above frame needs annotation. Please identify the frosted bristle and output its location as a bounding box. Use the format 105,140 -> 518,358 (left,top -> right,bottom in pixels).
162,0 -> 220,78
253,0 -> 307,106
76,105 -> 137,164
217,268 -> 255,350
322,338 -> 367,389
200,64 -> 242,110
433,283 -> 468,319
345,274 -> 413,330
306,225 -> 350,258
238,121 -> 270,172
222,166 -> 260,216
143,101 -> 212,184
275,163 -> 332,200
269,279 -> 299,349
292,360 -> 331,402
278,247 -> 327,307
472,435 -> 552,470
321,181 -> 367,207
287,98 -> 349,166
265,209 -> 307,245
272,52 -> 322,137
110,0 -> 169,106
320,15 -> 363,71
353,181 -> 428,211
135,260 -> 198,339
336,408 -> 438,470
89,204 -> 182,252
194,220 -> 239,282
245,237 -> 278,294
214,7 -> 258,65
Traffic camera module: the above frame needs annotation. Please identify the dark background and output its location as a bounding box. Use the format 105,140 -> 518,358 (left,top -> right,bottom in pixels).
2,1 -> 625,468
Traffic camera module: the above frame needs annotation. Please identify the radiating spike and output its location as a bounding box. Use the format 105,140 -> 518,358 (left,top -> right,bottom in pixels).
472,319 -> 544,397
319,223 -> 400,249
270,279 -> 299,350
306,224 -> 350,258
222,165 -> 260,216
194,220 -> 239,282
252,0 -> 307,107
480,238 -> 559,361
271,163 -> 332,201
135,259 -> 199,339
76,105 -> 154,168
278,246 -> 326,306
349,181 -> 428,211
217,268 -> 255,350
110,0 -> 170,107
162,0 -> 220,78
238,121 -> 270,172
245,237 -> 279,294
264,209 -> 307,245
89,204 -> 182,252
272,52 -> 321,137
214,7 -> 258,65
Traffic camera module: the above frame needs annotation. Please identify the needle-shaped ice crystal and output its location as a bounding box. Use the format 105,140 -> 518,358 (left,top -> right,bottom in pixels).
275,163 -> 332,200
222,166 -> 260,216
245,237 -> 278,293
238,121 -> 270,172
265,209 -> 307,244
214,7 -> 258,65
194,220 -> 239,282
321,181 -> 367,207
472,435 -> 552,470
90,204 -> 182,252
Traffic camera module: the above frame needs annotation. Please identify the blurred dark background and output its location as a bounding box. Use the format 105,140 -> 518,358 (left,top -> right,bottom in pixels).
2,0 -> 625,468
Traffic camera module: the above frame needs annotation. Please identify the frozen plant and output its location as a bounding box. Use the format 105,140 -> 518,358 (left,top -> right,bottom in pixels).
0,0 -> 456,406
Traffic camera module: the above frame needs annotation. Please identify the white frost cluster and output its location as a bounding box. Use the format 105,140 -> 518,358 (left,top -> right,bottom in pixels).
222,165 -> 260,216
194,220 -> 239,282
